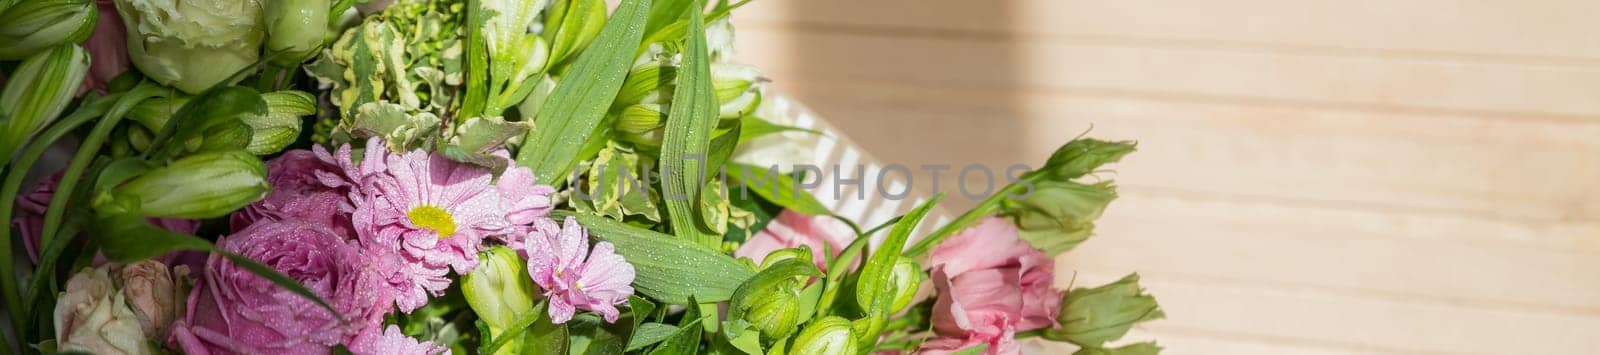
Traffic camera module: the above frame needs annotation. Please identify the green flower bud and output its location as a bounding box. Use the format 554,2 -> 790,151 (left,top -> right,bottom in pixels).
1044,273 -> 1164,348
463,246 -> 536,331
1042,139 -> 1136,180
888,259 -> 923,312
119,150 -> 269,219
241,90 -> 314,155
790,316 -> 856,355
718,89 -> 760,120
0,44 -> 89,160
1004,180 -> 1116,256
126,97 -> 190,133
615,104 -> 665,148
264,0 -> 330,64
759,246 -> 812,270
0,0 -> 96,60
615,64 -> 671,107
711,64 -> 762,102
742,277 -> 803,340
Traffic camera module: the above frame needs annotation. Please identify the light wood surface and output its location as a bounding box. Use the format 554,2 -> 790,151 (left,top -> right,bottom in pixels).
729,1 -> 1600,353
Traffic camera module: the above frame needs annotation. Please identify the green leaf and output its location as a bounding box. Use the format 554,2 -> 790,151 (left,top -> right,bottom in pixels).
558,212 -> 754,304
658,0 -> 721,248
543,0 -> 608,71
737,116 -> 819,144
566,312 -> 633,355
725,163 -> 830,216
853,195 -> 943,344
1074,342 -> 1163,355
727,325 -> 763,355
516,0 -> 653,186
483,301 -> 569,355
650,295 -> 707,355
625,323 -> 680,352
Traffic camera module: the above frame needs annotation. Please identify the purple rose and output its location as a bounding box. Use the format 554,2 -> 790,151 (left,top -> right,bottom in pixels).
170,220 -> 394,354
230,150 -> 353,235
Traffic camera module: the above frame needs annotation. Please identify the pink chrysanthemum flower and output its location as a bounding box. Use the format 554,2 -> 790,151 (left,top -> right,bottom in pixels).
355,146 -> 509,293
494,160 -> 555,226
347,325 -> 446,355
524,217 -> 635,323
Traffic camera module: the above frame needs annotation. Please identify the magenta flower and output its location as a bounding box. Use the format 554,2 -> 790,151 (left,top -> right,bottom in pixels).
734,210 -> 856,272
920,217 -> 1062,355
494,159 -> 555,226
170,220 -> 393,354
231,150 -> 352,234
523,217 -> 635,323
347,325 -> 445,355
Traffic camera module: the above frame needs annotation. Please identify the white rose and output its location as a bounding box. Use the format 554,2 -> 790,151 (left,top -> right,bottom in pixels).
54,268 -> 149,355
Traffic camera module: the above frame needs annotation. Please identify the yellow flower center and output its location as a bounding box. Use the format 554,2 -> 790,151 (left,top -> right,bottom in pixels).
407,205 -> 457,238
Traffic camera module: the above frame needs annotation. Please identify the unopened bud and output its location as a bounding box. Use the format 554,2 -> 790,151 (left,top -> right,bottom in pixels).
119,150 -> 269,219
463,247 -> 536,330
0,0 -> 96,60
615,104 -> 665,148
1044,273 -> 1164,348
243,90 -> 314,155
0,44 -> 89,160
264,0 -> 330,64
742,277 -> 802,340
1042,139 -> 1136,180
791,316 -> 856,355
888,259 -> 923,312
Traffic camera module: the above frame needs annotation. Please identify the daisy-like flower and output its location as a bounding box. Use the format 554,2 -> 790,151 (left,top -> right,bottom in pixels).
494,160 -> 555,226
524,217 -> 636,323
347,325 -> 446,355
355,146 -> 510,295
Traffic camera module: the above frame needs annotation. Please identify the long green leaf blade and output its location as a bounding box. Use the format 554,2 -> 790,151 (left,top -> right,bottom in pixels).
725,163 -> 830,216
658,1 -> 720,248
516,0 -> 653,186
854,194 -> 943,343
558,212 -> 753,304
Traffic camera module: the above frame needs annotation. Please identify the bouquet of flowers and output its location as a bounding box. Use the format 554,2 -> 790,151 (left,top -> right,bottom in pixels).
0,0 -> 1164,354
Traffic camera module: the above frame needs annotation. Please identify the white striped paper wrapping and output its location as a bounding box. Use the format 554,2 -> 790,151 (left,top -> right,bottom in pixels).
735,90 -> 955,250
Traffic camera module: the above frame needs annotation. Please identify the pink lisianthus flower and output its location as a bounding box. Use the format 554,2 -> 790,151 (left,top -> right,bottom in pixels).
523,217 -> 636,323
918,217 -> 1062,355
347,325 -> 446,355
13,173 -> 196,265
734,210 -> 856,271
231,150 -> 353,234
78,0 -> 129,94
170,220 -> 394,354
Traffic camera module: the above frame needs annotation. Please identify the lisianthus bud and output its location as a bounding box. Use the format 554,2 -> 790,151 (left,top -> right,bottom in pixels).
888,259 -> 923,312
264,0 -> 329,64
741,278 -> 803,339
790,316 -> 856,355
0,44 -> 90,160
1041,139 -> 1136,180
1044,273 -> 1164,348
0,0 -> 96,60
1004,180 -> 1116,256
54,268 -> 148,355
463,246 -> 537,330
119,150 -> 269,219
243,90 -> 315,155
117,260 -> 184,336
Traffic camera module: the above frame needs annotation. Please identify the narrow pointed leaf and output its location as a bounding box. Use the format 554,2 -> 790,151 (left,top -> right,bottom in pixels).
658,1 -> 720,248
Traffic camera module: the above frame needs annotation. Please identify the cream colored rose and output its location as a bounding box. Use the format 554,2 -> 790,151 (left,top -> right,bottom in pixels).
54,268 -> 149,355
118,260 -> 181,336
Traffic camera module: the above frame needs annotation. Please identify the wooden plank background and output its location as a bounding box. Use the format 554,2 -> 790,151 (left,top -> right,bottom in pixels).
726,1 -> 1600,353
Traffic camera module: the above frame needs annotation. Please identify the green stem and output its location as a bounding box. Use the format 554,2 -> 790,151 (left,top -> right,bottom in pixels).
812,235 -> 869,321
0,94 -> 118,346
38,85 -> 157,262
902,175 -> 1036,259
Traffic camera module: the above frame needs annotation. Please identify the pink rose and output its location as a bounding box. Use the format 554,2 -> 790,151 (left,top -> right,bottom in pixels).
735,210 -> 856,271
79,0 -> 129,94
231,150 -> 354,235
920,218 -> 1062,355
170,220 -> 394,354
